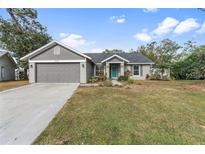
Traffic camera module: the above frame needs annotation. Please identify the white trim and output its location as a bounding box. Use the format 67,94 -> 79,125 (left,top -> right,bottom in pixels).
20,40 -> 91,61
128,62 -> 154,64
106,62 -> 124,64
29,60 -> 86,63
94,65 -> 96,76
132,64 -> 141,77
101,54 -> 129,63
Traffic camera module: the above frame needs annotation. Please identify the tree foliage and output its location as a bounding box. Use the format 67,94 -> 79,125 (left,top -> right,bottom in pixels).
0,8 -> 51,67
172,46 -> 205,80
137,38 -> 205,80
103,49 -> 125,54
137,39 -> 181,77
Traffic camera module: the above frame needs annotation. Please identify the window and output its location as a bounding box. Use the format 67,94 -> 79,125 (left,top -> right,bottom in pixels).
1,66 -> 5,79
54,46 -> 60,55
133,65 -> 139,76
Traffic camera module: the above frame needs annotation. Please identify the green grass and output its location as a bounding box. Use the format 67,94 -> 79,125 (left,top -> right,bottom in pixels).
34,80 -> 205,145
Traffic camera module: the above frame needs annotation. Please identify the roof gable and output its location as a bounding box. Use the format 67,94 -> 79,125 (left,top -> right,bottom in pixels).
101,54 -> 129,63
0,51 -> 16,66
20,40 -> 91,61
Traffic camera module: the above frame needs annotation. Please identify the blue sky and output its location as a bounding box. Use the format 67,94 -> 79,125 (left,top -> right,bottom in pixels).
1,8 -> 205,53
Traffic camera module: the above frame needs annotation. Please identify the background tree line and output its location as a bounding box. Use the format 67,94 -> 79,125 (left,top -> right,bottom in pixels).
137,39 -> 205,80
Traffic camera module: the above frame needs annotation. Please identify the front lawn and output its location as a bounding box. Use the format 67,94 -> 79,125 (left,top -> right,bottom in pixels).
0,80 -> 28,91
34,80 -> 205,144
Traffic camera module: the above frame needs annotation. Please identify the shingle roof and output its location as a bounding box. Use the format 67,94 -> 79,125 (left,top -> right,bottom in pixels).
0,50 -> 16,65
0,50 -> 8,57
84,52 -> 154,64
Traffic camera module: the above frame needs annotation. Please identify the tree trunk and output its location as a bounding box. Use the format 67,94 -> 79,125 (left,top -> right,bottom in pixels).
161,69 -> 164,80
6,8 -> 23,33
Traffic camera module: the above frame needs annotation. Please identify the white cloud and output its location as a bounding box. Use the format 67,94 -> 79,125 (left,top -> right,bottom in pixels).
60,34 -> 95,48
196,22 -> 205,34
133,32 -> 152,42
173,18 -> 200,35
110,15 -> 126,23
90,48 -> 104,53
116,18 -> 125,23
152,17 -> 179,36
143,8 -> 159,13
59,33 -> 68,38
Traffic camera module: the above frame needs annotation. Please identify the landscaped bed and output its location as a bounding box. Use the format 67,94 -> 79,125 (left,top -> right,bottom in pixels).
34,80 -> 205,144
0,80 -> 28,91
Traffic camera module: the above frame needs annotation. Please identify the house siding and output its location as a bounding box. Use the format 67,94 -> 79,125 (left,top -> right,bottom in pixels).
28,62 -> 35,83
129,64 -> 151,80
28,44 -> 87,83
0,56 -> 15,81
86,59 -> 94,82
30,45 -> 85,60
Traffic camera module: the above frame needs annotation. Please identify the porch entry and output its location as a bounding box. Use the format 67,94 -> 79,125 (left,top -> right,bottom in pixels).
110,63 -> 120,79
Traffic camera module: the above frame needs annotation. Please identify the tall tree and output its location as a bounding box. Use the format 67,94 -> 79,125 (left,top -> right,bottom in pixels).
137,39 -> 181,78
176,40 -> 198,60
172,45 -> 205,80
0,8 -> 51,68
137,41 -> 158,62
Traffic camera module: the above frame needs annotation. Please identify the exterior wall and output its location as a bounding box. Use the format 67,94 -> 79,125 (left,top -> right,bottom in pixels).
80,61 -> 86,83
28,44 -> 88,83
105,62 -> 109,78
28,62 -> 35,83
86,59 -> 94,82
128,64 -> 151,80
30,45 -> 84,60
0,56 -> 15,81
92,63 -> 152,80
125,65 -> 132,72
120,62 -> 124,76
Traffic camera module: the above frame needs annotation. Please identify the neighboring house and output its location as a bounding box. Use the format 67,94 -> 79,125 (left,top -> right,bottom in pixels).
20,40 -> 154,83
0,50 -> 16,81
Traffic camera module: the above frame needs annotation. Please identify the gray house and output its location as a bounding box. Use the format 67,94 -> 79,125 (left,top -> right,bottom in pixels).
0,50 -> 16,81
20,40 -> 154,83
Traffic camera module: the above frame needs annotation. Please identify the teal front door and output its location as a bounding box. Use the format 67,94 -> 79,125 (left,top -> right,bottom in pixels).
111,64 -> 117,79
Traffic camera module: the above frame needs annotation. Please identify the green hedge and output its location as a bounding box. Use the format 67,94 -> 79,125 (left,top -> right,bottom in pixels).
117,75 -> 129,81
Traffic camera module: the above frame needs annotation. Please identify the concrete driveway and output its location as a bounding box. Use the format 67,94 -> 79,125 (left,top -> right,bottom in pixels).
0,83 -> 79,145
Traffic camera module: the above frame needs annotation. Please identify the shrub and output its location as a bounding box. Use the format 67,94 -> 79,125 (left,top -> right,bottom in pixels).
89,76 -> 98,83
103,80 -> 112,87
162,75 -> 171,81
118,75 -> 129,81
146,74 -> 150,80
124,70 -> 131,77
150,72 -> 161,80
96,70 -> 107,81
127,79 -> 134,84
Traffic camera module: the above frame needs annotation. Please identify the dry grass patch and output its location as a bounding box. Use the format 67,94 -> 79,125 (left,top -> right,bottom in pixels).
0,80 -> 28,91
